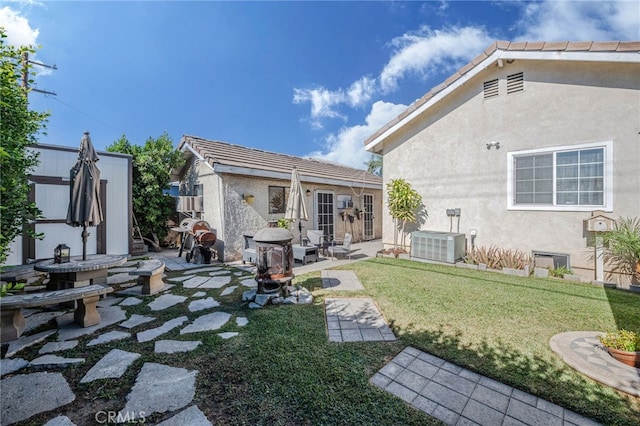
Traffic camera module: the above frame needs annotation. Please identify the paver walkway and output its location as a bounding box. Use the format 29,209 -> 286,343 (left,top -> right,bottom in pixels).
371,347 -> 600,426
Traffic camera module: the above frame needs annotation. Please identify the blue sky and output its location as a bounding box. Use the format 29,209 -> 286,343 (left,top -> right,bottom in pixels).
2,1 -> 638,169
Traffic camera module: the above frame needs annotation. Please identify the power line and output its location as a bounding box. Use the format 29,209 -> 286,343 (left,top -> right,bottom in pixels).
46,94 -> 123,134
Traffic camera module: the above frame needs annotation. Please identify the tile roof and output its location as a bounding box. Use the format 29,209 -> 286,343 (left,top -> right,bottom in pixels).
177,135 -> 382,187
364,40 -> 640,147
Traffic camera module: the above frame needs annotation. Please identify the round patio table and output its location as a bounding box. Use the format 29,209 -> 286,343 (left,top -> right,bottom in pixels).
35,254 -> 127,290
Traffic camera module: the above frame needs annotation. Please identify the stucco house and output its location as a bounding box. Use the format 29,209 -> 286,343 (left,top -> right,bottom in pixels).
172,135 -> 383,261
5,143 -> 132,266
364,40 -> 640,284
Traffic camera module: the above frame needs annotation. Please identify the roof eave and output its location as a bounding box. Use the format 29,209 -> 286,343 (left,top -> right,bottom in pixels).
364,48 -> 640,153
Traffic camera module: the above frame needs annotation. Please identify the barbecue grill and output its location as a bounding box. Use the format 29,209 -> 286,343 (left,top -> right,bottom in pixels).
173,218 -> 222,263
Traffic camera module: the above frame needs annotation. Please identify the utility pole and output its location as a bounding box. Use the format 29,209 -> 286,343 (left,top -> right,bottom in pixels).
21,52 -> 57,98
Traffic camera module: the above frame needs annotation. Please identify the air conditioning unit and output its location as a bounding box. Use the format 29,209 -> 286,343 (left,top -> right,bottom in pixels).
176,196 -> 203,212
411,231 -> 466,264
337,200 -> 353,209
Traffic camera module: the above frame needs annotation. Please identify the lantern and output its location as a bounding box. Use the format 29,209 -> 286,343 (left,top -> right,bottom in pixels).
54,244 -> 71,264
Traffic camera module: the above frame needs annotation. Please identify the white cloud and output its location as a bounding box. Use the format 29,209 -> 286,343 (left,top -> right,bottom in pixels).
293,25 -> 492,126
515,1 -> 640,41
308,101 -> 407,169
380,26 -> 492,92
0,6 -> 39,47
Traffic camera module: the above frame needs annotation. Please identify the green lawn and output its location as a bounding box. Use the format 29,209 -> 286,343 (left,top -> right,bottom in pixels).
334,257 -> 640,425
15,257 -> 640,425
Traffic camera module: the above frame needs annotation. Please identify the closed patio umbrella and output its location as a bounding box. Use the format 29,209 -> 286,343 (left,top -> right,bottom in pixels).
284,166 -> 309,245
66,131 -> 103,260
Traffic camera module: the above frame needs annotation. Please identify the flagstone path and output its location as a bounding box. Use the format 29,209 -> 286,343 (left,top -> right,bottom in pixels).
0,254 -> 608,425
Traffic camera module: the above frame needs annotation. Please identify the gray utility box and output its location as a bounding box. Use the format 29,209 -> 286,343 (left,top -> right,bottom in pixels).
411,231 -> 466,264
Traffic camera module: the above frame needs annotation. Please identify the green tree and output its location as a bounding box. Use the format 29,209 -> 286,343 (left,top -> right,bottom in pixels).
0,31 -> 49,265
386,178 -> 422,249
107,132 -> 184,241
365,154 -> 382,176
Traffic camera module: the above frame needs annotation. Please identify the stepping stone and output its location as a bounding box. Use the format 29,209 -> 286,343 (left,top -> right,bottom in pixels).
182,276 -> 211,288
218,332 -> 238,339
1,372 -> 75,424
236,317 -> 248,327
118,283 -> 174,295
191,291 -> 207,298
87,330 -> 131,346
220,286 -> 237,296
57,306 -> 127,341
108,272 -> 136,285
156,405 -> 212,426
39,340 -> 79,354
24,311 -> 65,333
242,289 -> 257,301
192,267 -> 222,273
188,297 -> 220,312
208,270 -> 229,276
30,354 -> 85,368
44,415 -> 76,426
155,340 -> 202,354
120,297 -> 143,306
80,349 -> 140,383
148,294 -> 187,311
97,296 -> 124,307
198,276 -> 231,289
181,312 -> 231,335
118,362 -> 197,421
4,329 -> 56,358
241,278 -> 257,288
137,316 -> 188,343
167,274 -> 196,282
0,358 -> 29,377
120,314 -> 155,329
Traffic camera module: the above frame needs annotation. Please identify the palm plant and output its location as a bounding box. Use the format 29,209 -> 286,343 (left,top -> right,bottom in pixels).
602,217 -> 640,280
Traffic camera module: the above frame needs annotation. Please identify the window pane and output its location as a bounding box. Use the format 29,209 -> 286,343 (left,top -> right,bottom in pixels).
580,163 -> 603,177
557,192 -> 578,205
515,168 -> 533,180
516,156 -> 533,168
580,192 -> 603,205
557,151 -> 578,165
516,193 -> 533,204
580,148 -> 603,163
557,165 -> 578,178
516,181 -> 533,193
536,179 -> 553,193
557,179 -> 578,191
535,193 -> 553,204
580,178 -> 603,191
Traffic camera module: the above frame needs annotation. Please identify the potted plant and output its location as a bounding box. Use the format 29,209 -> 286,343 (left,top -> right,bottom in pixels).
598,329 -> 640,368
603,217 -> 640,284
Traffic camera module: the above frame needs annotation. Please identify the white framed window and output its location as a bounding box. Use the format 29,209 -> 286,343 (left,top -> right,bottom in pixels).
507,141 -> 613,211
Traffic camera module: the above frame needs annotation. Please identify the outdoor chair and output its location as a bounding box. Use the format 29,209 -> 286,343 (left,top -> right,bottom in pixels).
307,230 -> 326,253
328,233 -> 353,260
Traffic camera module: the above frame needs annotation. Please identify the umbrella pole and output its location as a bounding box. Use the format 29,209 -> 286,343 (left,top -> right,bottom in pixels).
82,225 -> 88,260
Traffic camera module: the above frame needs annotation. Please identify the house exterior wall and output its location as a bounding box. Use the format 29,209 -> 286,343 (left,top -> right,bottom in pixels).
381,60 -> 639,281
4,144 -> 132,266
179,157 -> 382,261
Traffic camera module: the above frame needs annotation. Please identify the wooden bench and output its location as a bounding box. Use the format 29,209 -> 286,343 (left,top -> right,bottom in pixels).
129,259 -> 165,295
0,284 -> 113,341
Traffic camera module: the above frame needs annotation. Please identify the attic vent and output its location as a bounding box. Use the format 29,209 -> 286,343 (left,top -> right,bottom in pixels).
483,79 -> 499,99
507,72 -> 524,94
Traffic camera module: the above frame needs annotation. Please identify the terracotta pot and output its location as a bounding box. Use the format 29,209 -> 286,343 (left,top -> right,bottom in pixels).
607,347 -> 640,368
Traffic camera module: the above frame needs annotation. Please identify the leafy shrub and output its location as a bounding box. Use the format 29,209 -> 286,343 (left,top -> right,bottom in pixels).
548,266 -> 572,278
466,246 -> 531,271
498,248 -> 532,270
599,329 -> 640,352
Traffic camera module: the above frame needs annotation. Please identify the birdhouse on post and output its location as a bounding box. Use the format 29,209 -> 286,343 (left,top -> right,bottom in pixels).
584,211 -> 614,282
